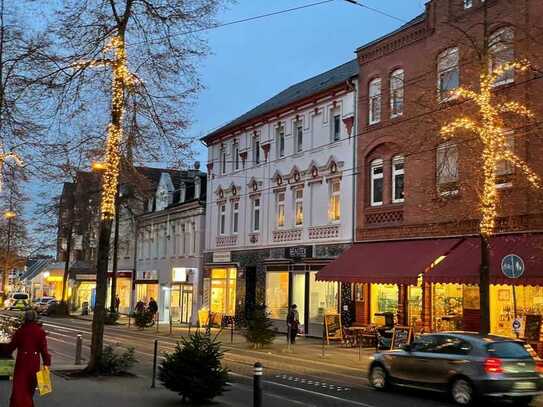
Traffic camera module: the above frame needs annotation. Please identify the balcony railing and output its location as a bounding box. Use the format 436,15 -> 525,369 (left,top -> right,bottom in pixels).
216,235 -> 238,248
365,207 -> 404,227
272,228 -> 302,243
308,224 -> 340,240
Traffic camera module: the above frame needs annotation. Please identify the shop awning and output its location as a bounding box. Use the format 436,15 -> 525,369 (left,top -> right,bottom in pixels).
429,234 -> 543,285
316,238 -> 462,285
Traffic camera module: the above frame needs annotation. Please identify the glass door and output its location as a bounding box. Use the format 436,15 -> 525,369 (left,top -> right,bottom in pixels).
180,286 -> 193,324
170,285 -> 181,323
291,273 -> 306,327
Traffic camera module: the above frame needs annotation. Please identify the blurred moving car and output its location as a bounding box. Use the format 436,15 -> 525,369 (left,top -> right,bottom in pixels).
34,297 -> 56,314
369,332 -> 543,406
4,293 -> 30,311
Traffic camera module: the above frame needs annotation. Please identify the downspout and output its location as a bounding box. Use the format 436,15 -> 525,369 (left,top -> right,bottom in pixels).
349,78 -> 358,246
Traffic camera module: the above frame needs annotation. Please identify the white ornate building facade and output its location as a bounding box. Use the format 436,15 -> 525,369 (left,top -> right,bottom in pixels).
203,60 -> 358,335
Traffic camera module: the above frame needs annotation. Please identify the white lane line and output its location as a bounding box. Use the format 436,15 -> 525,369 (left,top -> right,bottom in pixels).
227,380 -> 316,407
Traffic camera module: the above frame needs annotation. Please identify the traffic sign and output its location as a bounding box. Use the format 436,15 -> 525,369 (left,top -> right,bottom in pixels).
512,318 -> 522,333
501,254 -> 525,279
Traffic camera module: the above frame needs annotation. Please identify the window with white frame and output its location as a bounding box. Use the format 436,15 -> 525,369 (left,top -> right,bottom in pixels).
276,126 -> 285,158
171,224 -> 177,256
464,0 -> 472,8
369,78 -> 382,124
232,141 -> 240,171
332,113 -> 341,142
253,135 -> 260,165
392,156 -> 405,203
181,224 -> 187,255
153,228 -> 159,257
192,222 -> 197,255
276,192 -> 285,228
390,69 -> 404,118
219,204 -> 226,235
328,180 -> 341,222
436,142 -> 459,191
161,227 -> 167,257
232,201 -> 239,234
294,189 -> 304,226
438,48 -> 460,100
495,131 -> 514,185
295,122 -> 303,153
370,159 -> 384,206
220,145 -> 227,175
489,27 -> 514,86
252,198 -> 260,232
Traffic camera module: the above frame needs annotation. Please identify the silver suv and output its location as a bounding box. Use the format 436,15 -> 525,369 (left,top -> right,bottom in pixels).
369,332 -> 543,405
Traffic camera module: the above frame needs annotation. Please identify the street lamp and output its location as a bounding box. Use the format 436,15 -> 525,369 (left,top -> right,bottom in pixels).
91,162 -> 108,173
3,210 -> 16,220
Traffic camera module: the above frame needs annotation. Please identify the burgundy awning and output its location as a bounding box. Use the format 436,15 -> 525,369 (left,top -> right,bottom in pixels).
316,238 -> 462,285
428,234 -> 543,285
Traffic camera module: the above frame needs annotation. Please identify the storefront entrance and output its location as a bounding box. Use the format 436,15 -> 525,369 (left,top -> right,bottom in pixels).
171,284 -> 193,324
209,268 -> 237,316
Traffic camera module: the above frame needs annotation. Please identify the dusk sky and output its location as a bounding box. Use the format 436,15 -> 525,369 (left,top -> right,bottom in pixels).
189,0 -> 426,164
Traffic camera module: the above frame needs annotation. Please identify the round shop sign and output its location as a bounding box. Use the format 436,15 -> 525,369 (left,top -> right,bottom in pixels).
512,318 -> 522,333
501,254 -> 525,279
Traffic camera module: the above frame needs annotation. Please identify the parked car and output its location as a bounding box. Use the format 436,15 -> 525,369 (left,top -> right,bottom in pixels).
34,297 -> 56,314
4,293 -> 30,311
39,299 -> 59,316
368,332 -> 543,406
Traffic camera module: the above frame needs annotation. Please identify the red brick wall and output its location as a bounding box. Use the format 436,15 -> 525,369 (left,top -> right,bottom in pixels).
356,0 -> 543,241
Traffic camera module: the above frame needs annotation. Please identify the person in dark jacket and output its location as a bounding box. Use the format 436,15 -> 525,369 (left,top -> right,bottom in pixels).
114,295 -> 121,312
8,310 -> 51,407
286,304 -> 300,344
135,300 -> 145,314
148,297 -> 158,316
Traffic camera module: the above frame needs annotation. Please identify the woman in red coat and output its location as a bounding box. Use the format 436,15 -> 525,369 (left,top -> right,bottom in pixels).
8,310 -> 51,407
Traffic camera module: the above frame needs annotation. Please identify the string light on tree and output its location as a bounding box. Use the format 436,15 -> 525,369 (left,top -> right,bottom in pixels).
0,147 -> 22,192
440,60 -> 540,237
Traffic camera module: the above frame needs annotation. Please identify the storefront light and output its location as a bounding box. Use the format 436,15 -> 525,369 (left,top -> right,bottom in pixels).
172,268 -> 187,283
43,271 -> 50,279
431,255 -> 446,268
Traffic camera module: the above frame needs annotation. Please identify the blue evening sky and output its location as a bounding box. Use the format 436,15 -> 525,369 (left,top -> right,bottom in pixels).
189,0 -> 426,163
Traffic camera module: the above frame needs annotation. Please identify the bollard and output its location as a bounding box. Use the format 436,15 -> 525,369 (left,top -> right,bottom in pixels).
169,314 -> 173,336
156,312 -> 159,334
188,321 -> 192,335
321,325 -> 325,358
253,362 -> 263,407
287,324 -> 291,353
75,334 -> 83,365
128,313 -> 131,328
151,339 -> 158,388
230,319 -> 234,344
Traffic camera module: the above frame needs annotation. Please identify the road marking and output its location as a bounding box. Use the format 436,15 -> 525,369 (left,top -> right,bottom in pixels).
228,381 -> 315,407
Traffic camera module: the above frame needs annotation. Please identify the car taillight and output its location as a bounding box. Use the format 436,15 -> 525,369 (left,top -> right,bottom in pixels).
484,357 -> 503,374
535,360 -> 543,374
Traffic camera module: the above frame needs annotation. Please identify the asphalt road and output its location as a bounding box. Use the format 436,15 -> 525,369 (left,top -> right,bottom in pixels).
4,314 -> 542,407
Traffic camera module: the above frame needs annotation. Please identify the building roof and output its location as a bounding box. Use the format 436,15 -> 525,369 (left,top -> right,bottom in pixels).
202,59 -> 359,144
356,12 -> 426,51
21,258 -> 51,281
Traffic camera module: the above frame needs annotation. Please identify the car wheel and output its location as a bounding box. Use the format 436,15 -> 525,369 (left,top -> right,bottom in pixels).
512,396 -> 534,406
369,364 -> 388,391
450,378 -> 474,405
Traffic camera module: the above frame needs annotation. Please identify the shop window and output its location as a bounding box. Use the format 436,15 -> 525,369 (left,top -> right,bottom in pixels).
252,198 -> 260,232
370,284 -> 398,323
436,142 -> 459,193
295,122 -> 303,153
432,284 -> 464,331
219,204 -> 226,235
265,272 -> 289,320
294,189 -> 304,226
136,284 -> 159,304
370,159 -> 384,206
276,192 -> 285,228
328,179 -> 341,222
408,286 -> 422,328
489,27 -> 514,86
369,78 -> 382,124
308,273 -> 338,327
210,268 -> 237,316
232,201 -> 239,234
438,48 -> 460,101
392,155 -> 405,203
390,69 -> 404,118
232,141 -> 240,171
292,273 -> 306,326
276,126 -> 285,158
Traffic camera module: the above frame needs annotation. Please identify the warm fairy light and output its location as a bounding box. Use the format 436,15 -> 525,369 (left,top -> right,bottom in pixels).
91,162 -> 107,172
441,60 -> 540,237
3,210 -> 16,220
0,147 -> 22,192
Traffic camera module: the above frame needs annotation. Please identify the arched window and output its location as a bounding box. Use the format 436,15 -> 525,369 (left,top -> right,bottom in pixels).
489,27 -> 514,86
437,48 -> 459,100
369,78 -> 382,124
370,159 -> 384,206
392,155 -> 405,203
390,69 -> 404,118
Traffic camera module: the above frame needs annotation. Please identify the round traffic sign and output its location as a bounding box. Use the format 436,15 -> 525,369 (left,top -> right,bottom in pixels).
501,254 -> 525,279
512,319 -> 521,331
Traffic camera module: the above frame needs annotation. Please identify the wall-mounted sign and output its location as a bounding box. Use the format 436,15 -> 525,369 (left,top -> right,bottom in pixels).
285,246 -> 313,260
141,270 -> 158,280
213,251 -> 231,263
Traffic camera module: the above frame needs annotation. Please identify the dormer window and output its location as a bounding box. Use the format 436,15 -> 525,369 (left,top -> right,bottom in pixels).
464,0 -> 472,9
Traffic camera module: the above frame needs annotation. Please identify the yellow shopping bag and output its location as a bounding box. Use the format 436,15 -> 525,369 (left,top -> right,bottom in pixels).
36,366 -> 52,396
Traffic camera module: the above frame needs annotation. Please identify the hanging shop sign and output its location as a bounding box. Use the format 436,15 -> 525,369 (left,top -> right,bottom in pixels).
390,326 -> 413,350
285,246 -> 313,260
501,254 -> 525,279
324,313 -> 343,344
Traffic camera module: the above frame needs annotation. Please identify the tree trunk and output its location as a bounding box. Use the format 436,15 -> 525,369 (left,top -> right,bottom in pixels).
60,222 -> 73,306
87,217 -> 113,372
1,217 -> 12,299
479,234 -> 490,336
109,196 -> 120,312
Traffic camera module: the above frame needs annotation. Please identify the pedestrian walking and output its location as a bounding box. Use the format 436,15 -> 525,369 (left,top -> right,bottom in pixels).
7,310 -> 51,407
286,304 -> 300,344
148,297 -> 158,316
114,295 -> 121,313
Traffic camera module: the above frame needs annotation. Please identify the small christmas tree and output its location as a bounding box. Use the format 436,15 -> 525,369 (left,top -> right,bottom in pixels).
243,304 -> 276,349
159,333 -> 228,404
